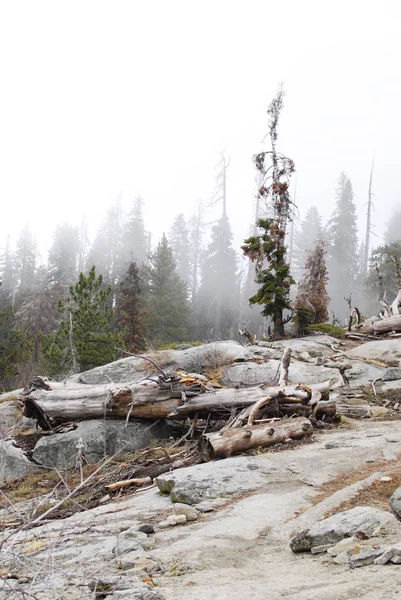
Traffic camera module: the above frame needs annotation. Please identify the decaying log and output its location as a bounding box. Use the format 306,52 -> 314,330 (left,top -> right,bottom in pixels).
22,379 -> 332,429
199,417 -> 313,460
391,289 -> 401,315
169,383 -> 330,419
373,314 -> 401,334
105,476 -> 152,491
23,381 -> 202,429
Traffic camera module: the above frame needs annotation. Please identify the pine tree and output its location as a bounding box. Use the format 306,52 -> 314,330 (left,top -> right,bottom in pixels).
43,266 -> 121,374
86,198 -> 124,286
384,208 -> 401,245
14,225 -> 37,308
188,200 -> 205,302
16,266 -> 57,363
292,206 -> 322,282
48,223 -> 79,298
366,241 -> 401,309
0,306 -> 33,390
197,214 -> 238,340
294,239 -> 330,332
144,235 -> 190,345
115,262 -> 146,352
242,87 -> 296,337
0,236 -> 17,309
326,173 -> 359,321
168,214 -> 190,284
122,196 -> 148,267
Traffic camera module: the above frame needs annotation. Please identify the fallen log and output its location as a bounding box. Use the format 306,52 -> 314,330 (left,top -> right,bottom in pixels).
169,383 -> 330,418
373,315 -> 401,334
22,381 -> 202,429
105,476 -> 152,491
23,379 -> 330,429
198,417 -> 313,460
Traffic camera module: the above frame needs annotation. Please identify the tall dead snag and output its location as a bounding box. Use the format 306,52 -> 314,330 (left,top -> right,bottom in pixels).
363,158 -> 375,277
242,86 -> 296,337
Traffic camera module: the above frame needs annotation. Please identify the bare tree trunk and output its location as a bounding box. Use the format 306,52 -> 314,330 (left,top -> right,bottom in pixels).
363,158 -> 374,276
199,417 -> 313,459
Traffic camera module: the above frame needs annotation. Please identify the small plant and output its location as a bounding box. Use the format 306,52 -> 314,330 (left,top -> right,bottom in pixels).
309,323 -> 345,339
23,538 -> 45,553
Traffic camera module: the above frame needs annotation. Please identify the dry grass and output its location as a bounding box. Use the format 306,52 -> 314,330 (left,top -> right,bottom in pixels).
311,455 -> 401,517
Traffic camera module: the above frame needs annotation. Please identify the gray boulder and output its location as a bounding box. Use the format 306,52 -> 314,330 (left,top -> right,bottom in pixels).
156,455 -> 279,505
346,340 -> 401,364
0,399 -> 23,438
0,440 -> 39,483
383,367 -> 401,381
389,484 -> 401,517
70,341 -> 252,385
33,419 -> 170,468
290,507 -> 398,553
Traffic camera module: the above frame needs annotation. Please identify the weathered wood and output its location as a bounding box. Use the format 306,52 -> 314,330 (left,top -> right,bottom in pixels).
373,315 -> 401,334
169,384 -> 318,418
22,378 -> 331,429
199,417 -> 313,459
22,381 -> 200,429
105,476 -> 152,491
279,347 -> 291,385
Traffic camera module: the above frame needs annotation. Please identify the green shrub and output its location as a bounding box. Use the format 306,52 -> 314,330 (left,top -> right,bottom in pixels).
309,323 -> 345,339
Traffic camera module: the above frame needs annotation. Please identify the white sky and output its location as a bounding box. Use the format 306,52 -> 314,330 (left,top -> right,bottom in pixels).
0,0 -> 400,260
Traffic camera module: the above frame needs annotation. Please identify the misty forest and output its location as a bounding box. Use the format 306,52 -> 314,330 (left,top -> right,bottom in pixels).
1,87 -> 400,392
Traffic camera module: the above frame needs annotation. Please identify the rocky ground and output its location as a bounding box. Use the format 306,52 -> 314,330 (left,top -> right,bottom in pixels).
1,335 -> 401,599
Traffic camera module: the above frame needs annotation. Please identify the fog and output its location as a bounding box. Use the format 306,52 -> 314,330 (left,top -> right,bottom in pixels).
1,0 -> 400,256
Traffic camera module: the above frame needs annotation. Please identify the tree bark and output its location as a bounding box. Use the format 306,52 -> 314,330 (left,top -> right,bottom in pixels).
199,417 -> 313,460
22,380 -> 331,429
373,315 -> 401,334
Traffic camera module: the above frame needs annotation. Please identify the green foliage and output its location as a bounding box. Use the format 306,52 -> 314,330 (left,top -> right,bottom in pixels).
143,235 -> 191,344
0,306 -> 33,389
242,87 -> 295,338
308,323 -> 345,338
293,306 -> 314,336
243,218 -> 294,335
43,266 -> 121,374
295,239 -> 330,325
115,261 -> 146,353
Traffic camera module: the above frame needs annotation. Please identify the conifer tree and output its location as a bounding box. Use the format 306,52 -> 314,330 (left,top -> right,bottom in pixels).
294,239 -> 330,332
242,87 -> 296,337
0,236 -> 17,309
115,262 -> 146,352
291,206 -> 322,282
48,223 -> 79,298
122,196 -> 148,267
14,225 -> 37,308
384,208 -> 401,245
197,214 -> 238,340
168,214 -> 190,284
17,266 -> 57,363
43,266 -> 120,374
0,306 -> 33,390
144,235 -> 190,345
326,173 -> 359,320
188,200 -> 205,302
366,241 -> 401,308
86,198 -> 124,286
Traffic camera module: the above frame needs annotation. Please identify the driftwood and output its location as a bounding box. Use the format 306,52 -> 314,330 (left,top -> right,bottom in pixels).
105,476 -> 152,491
373,315 -> 401,334
23,379 -> 331,429
199,417 -> 313,460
